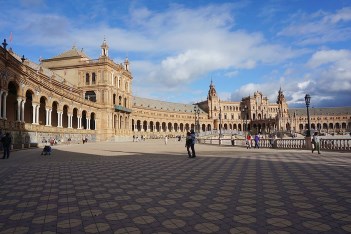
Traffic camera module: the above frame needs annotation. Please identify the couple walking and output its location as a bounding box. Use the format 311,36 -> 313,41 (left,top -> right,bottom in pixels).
185,130 -> 196,158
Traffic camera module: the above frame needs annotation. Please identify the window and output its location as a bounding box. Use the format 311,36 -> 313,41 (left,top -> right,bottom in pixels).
92,72 -> 96,84
85,73 -> 90,85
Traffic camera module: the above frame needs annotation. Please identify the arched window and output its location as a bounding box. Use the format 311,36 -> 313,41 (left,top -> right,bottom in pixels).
92,72 -> 96,84
85,73 -> 90,85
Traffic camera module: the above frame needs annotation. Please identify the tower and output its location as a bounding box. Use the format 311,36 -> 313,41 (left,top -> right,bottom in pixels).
276,87 -> 290,131
101,38 -> 109,57
207,79 -> 220,123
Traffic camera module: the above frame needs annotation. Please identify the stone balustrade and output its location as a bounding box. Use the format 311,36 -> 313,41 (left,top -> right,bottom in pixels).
198,137 -> 351,152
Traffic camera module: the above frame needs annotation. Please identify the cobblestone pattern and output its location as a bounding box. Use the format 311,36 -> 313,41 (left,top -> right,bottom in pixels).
0,142 -> 350,233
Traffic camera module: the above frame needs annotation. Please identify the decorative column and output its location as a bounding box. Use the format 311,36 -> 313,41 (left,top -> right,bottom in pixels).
49,109 -> 52,126
87,118 -> 90,130
58,112 -> 63,127
77,116 -> 81,129
32,104 -> 37,124
2,92 -> 7,120
36,105 -> 40,124
94,119 -> 97,130
21,100 -> 25,122
17,98 -> 22,122
67,114 -> 72,128
45,109 -> 50,126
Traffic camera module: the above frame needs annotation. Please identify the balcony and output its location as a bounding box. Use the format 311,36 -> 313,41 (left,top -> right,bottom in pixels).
115,105 -> 132,113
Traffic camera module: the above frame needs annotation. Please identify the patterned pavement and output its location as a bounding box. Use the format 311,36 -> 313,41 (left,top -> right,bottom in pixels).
0,140 -> 350,234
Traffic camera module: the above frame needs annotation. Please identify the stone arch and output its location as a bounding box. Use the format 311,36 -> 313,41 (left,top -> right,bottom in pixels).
185,123 -> 190,131
150,121 -> 154,132
72,108 -> 78,129
39,96 -> 48,125
6,81 -> 19,121
90,112 -> 96,130
174,123 -> 179,132
156,122 -> 160,132
143,120 -> 147,131
329,123 -> 333,129
81,110 -> 87,129
52,101 -> 59,127
299,124 -> 303,131
167,122 -> 172,132
24,89 -> 34,123
180,123 -> 184,132
62,105 -> 69,128
137,120 -> 141,131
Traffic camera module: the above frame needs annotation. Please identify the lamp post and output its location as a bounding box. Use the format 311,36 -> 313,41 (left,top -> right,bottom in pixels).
304,94 -> 311,137
219,106 -> 222,145
242,105 -> 248,137
193,105 -> 200,135
304,94 -> 312,150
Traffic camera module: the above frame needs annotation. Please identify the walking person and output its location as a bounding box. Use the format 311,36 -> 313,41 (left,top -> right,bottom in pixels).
185,131 -> 192,158
231,134 -> 235,146
189,129 -> 196,157
254,134 -> 260,149
246,134 -> 251,149
164,135 -> 168,145
312,132 -> 321,154
2,133 -> 12,159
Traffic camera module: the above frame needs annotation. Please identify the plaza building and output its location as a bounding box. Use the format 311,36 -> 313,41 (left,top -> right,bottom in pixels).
0,39 -> 350,149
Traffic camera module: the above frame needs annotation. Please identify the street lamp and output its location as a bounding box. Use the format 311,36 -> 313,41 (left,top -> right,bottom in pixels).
193,105 -> 200,134
242,105 -> 248,137
219,105 -> 222,145
304,94 -> 311,137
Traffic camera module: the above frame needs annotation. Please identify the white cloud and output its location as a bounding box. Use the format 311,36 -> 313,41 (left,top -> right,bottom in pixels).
278,7 -> 351,45
307,49 -> 351,68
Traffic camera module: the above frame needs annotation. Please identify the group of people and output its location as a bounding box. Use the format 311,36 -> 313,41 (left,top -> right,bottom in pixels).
246,134 -> 261,149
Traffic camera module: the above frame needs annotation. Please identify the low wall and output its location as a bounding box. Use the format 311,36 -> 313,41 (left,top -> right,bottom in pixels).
198,137 -> 351,152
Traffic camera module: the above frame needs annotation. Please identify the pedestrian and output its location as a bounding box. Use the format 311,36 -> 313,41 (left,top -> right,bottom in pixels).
185,131 -> 192,158
231,134 -> 235,146
133,135 -> 135,142
269,135 -> 274,148
2,132 -> 12,159
164,136 -> 168,145
254,134 -> 260,149
189,129 -> 196,157
246,134 -> 251,149
312,132 -> 321,154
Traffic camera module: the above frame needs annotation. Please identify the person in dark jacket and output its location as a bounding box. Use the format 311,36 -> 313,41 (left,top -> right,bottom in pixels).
2,133 -> 12,159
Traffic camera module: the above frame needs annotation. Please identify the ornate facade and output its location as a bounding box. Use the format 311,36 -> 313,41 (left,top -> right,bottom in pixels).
0,39 -> 350,148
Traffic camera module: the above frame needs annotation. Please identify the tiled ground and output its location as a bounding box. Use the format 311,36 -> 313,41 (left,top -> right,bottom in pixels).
0,140 -> 350,234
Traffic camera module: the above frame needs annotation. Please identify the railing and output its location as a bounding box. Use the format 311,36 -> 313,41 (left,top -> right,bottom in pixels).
321,139 -> 351,151
198,137 -> 351,151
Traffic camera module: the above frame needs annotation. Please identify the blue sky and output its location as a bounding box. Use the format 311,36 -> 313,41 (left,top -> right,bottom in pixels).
1,0 -> 351,108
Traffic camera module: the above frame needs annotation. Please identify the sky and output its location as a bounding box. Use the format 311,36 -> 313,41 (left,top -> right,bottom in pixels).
1,0 -> 351,108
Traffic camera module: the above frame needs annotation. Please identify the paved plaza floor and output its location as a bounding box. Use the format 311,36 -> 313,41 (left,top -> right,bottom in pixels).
0,140 -> 350,234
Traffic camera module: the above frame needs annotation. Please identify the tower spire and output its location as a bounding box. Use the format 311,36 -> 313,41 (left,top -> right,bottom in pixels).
101,38 -> 109,57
